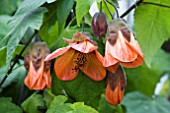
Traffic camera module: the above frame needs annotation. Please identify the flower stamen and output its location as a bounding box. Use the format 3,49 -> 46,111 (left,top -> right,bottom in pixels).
73,52 -> 87,71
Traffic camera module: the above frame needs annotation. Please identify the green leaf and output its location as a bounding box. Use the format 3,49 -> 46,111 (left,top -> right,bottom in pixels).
52,71 -> 105,109
39,2 -> 59,47
43,89 -> 55,107
0,15 -> 11,49
151,49 -> 170,73
111,0 -> 119,7
122,92 -> 170,113
40,0 -> 73,47
0,0 -> 23,15
76,0 -> 101,26
0,97 -> 22,113
5,3 -> 47,70
125,64 -> 162,96
70,102 -> 98,113
98,95 -> 118,113
98,0 -> 114,21
22,93 -> 45,113
0,15 -> 11,38
125,49 -> 170,96
0,47 -> 7,68
134,0 -> 170,67
46,95 -> 72,113
0,45 -> 24,68
0,63 -> 26,103
57,0 -> 74,31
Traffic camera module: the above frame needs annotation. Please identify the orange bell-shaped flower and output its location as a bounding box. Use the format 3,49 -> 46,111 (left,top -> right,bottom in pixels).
103,19 -> 144,72
105,66 -> 126,106
24,42 -> 51,90
45,32 -> 106,81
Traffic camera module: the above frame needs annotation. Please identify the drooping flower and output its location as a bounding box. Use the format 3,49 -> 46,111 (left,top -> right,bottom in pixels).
105,66 -> 126,106
45,32 -> 106,81
103,19 -> 144,72
92,12 -> 108,38
24,42 -> 51,90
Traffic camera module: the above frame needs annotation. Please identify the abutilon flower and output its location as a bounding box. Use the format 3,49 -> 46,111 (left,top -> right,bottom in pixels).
103,18 -> 144,72
105,66 -> 126,106
24,42 -> 51,90
45,32 -> 106,81
92,12 -> 108,38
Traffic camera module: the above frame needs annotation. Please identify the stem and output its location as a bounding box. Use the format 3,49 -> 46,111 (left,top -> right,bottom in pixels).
100,1 -> 102,12
103,0 -> 114,19
120,0 -> 143,18
82,17 -> 85,33
142,2 -> 170,8
0,31 -> 37,87
117,104 -> 123,113
106,0 -> 119,18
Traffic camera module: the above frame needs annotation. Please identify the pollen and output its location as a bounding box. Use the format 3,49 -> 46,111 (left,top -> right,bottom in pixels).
73,52 -> 87,71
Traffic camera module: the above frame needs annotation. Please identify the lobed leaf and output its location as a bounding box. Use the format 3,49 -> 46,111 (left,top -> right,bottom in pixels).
46,95 -> 72,113
0,97 -> 22,113
21,93 -> 45,113
122,92 -> 170,113
134,0 -> 170,67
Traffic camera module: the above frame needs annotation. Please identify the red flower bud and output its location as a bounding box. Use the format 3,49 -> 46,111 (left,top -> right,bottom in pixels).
92,12 -> 108,38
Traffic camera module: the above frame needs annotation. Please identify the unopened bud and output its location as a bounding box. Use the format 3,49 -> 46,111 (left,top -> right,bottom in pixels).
24,42 -> 51,72
92,12 -> 108,39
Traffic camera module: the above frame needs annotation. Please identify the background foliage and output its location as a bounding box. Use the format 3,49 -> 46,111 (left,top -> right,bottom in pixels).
0,0 -> 170,113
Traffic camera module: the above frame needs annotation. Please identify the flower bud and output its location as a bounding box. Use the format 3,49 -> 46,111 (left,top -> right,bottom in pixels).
106,18 -> 131,42
24,42 -> 51,72
24,42 -> 51,90
92,12 -> 108,39
105,66 -> 126,106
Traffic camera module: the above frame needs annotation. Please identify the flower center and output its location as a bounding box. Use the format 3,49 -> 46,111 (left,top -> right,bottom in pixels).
73,52 -> 87,71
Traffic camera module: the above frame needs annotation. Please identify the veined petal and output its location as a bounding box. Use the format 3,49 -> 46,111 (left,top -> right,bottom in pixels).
81,51 -> 106,81
105,82 -> 124,106
121,32 -> 144,68
103,50 -> 119,67
44,69 -> 51,88
105,67 -> 126,105
54,49 -> 78,80
70,41 -> 98,53
24,60 -> 39,90
45,46 -> 70,61
32,60 -> 46,90
106,63 -> 119,73
129,32 -> 144,57
106,31 -> 138,62
121,55 -> 143,68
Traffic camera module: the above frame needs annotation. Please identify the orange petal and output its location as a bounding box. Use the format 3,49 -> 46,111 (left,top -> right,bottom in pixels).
45,46 -> 70,61
121,32 -> 144,68
105,67 -> 126,105
43,69 -> 51,88
103,49 -> 119,67
106,31 -> 138,62
69,41 -> 98,53
81,51 -> 106,81
72,32 -> 88,42
54,49 -> 78,80
32,60 -> 47,90
121,55 -> 143,68
106,63 -> 119,73
24,60 -> 39,89
105,82 -> 124,106
128,32 -> 144,58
